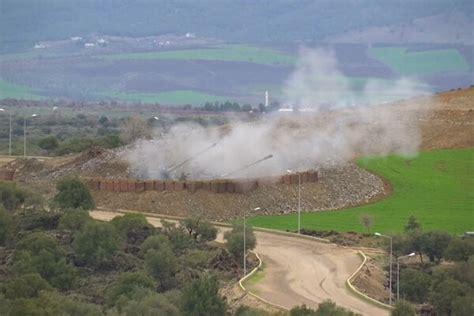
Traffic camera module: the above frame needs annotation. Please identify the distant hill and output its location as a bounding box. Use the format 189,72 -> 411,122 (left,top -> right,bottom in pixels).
1,0 -> 472,53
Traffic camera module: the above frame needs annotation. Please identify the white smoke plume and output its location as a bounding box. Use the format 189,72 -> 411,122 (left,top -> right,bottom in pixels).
125,49 -> 431,180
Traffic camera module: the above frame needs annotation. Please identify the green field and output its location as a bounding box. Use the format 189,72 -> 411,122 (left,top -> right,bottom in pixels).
0,79 -> 44,100
248,149 -> 474,235
368,47 -> 470,76
100,90 -> 229,105
101,45 -> 296,66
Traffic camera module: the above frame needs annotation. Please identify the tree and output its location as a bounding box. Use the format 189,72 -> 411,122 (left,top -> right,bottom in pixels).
144,248 -> 178,291
38,136 -> 59,151
161,220 -> 194,253
391,300 -> 416,316
290,304 -> 318,316
106,272 -> 155,307
7,291 -> 102,316
399,268 -> 431,303
421,231 -> 452,262
404,215 -> 421,234
224,223 -> 256,263
180,274 -> 227,316
73,222 -> 120,268
0,206 -> 12,245
58,208 -> 92,231
53,176 -> 95,210
13,232 -> 76,290
360,214 -> 374,233
430,278 -> 471,315
120,116 -> 151,143
451,296 -> 474,316
182,216 -> 217,242
0,181 -> 26,211
444,237 -> 474,262
4,273 -> 52,299
112,290 -> 180,316
140,234 -> 172,257
111,213 -> 153,245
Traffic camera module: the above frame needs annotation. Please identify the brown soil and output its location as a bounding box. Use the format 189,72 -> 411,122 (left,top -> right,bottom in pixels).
351,252 -> 390,304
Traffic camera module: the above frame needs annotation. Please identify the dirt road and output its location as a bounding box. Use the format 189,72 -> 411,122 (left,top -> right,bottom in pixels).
90,210 -> 388,316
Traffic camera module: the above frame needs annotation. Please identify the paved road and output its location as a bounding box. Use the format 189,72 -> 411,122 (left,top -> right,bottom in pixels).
90,210 -> 388,316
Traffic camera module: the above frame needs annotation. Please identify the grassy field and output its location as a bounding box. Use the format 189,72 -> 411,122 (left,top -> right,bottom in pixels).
248,148 -> 474,235
0,80 -> 44,100
101,45 -> 296,66
99,90 -> 229,105
368,47 -> 470,76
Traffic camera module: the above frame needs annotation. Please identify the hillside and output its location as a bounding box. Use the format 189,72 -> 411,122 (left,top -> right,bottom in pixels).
1,0 -> 472,53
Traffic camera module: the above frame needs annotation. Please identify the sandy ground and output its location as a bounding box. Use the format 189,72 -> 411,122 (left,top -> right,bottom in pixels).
90,210 -> 388,316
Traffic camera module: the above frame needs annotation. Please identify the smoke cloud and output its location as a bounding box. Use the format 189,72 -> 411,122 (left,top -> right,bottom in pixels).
125,48 -> 431,180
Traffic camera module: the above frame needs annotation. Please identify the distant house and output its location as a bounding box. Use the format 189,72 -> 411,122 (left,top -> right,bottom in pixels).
84,43 -> 95,48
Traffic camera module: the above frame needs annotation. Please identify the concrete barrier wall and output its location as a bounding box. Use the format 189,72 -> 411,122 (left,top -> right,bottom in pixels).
0,169 -> 15,181
86,170 -> 318,194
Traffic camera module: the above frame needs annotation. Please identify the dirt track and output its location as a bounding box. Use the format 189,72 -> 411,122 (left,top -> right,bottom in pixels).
90,210 -> 388,316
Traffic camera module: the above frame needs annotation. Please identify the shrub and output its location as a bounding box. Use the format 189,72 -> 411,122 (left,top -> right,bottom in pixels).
0,206 -> 12,245
140,234 -> 172,257
13,233 -> 76,290
182,216 -> 217,242
58,208 -> 92,231
3,273 -> 52,299
180,274 -> 227,316
53,176 -> 95,210
38,136 -> 59,151
144,248 -> 178,291
430,278 -> 471,315
73,222 -> 120,268
106,272 -> 155,307
391,300 -> 416,316
399,268 -> 431,303
111,213 -> 153,245
0,181 -> 26,211
115,291 -> 180,316
161,220 -> 194,253
224,223 -> 256,262
444,237 -> 474,262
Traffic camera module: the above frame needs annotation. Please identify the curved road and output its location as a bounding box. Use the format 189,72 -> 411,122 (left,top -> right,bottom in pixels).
90,210 -> 388,316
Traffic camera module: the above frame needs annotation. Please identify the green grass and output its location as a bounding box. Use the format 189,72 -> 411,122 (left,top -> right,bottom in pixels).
368,47 -> 470,76
248,148 -> 474,235
99,90 -> 229,105
101,45 -> 296,65
0,79 -> 44,100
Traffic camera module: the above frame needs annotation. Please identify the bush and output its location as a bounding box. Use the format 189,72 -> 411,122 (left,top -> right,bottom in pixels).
0,181 -> 26,211
444,237 -> 474,262
3,273 -> 52,299
430,278 -> 472,315
140,234 -> 172,257
0,206 -> 12,245
224,223 -> 256,262
38,136 -> 59,151
111,290 -> 180,316
399,268 -> 431,303
391,300 -> 416,316
13,233 -> 76,290
180,274 -> 227,316
7,291 -> 102,316
58,208 -> 92,231
144,248 -> 178,291
161,220 -> 194,253
111,213 -> 153,245
53,176 -> 95,210
182,216 -> 217,242
73,222 -> 120,268
106,272 -> 155,307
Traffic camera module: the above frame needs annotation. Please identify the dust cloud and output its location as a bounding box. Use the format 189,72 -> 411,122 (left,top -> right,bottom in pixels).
125,48 -> 431,180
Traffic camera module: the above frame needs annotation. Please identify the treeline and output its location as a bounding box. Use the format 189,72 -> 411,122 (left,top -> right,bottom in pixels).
0,179 -> 360,315
385,216 -> 474,315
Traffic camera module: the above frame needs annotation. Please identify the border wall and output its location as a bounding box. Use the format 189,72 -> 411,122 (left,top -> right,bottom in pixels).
86,170 -> 318,194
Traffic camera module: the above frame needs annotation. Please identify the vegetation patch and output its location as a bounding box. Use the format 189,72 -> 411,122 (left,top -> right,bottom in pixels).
101,45 -> 296,66
248,148 -> 474,234
0,80 -> 44,100
368,47 -> 470,76
99,90 -> 229,105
